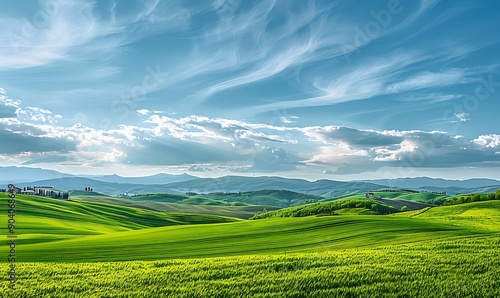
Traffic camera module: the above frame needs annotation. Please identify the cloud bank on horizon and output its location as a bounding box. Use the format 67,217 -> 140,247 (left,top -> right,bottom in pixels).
0,0 -> 499,179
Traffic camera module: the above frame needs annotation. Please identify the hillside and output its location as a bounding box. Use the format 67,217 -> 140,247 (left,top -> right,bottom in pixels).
12,211 -> 470,262
8,199 -> 499,262
396,200 -> 500,232
16,176 -> 384,197
251,199 -> 402,219
374,197 -> 432,210
11,235 -> 500,297
162,176 -> 383,197
360,177 -> 500,189
0,193 -> 237,245
16,175 -> 499,198
321,191 -> 439,208
189,190 -> 326,207
70,193 -> 278,219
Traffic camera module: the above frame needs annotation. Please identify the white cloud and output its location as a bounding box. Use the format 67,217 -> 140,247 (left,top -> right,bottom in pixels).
2,112 -> 500,174
455,113 -> 470,122
386,68 -> 468,93
0,0 -> 190,69
137,109 -> 151,115
473,135 -> 500,149
280,116 -> 299,124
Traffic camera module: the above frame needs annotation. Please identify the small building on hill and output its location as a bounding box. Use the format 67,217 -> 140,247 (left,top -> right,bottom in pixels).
365,192 -> 382,199
21,189 -> 36,195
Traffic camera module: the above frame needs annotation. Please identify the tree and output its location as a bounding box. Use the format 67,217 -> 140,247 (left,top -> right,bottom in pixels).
496,190 -> 500,200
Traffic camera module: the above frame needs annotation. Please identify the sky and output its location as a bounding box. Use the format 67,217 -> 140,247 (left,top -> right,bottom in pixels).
0,0 -> 499,180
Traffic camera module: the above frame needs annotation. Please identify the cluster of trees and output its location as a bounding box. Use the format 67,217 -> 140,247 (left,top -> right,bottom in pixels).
84,187 -> 94,192
25,187 -> 69,200
443,190 -> 500,206
46,190 -> 69,200
251,199 -> 400,219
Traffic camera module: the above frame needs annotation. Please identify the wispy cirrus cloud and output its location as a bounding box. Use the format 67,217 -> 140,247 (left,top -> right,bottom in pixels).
386,68 -> 469,93
0,0 -> 190,70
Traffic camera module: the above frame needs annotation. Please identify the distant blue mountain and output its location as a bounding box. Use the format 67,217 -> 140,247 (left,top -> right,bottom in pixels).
6,169 -> 500,197
358,177 -> 500,189
0,166 -> 74,185
84,173 -> 197,185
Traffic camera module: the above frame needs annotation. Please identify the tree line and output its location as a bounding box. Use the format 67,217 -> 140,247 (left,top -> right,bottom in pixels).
442,190 -> 500,206
251,199 -> 400,219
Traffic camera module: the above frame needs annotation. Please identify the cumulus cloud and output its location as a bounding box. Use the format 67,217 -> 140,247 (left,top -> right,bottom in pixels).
304,126 -> 403,147
0,126 -> 76,154
0,90 -> 20,118
304,128 -> 500,174
1,108 -> 499,175
0,105 -> 17,118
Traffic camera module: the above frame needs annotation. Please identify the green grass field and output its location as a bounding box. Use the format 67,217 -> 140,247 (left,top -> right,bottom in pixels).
0,193 -> 237,245
1,193 -> 500,297
329,190 -> 452,204
71,193 -> 278,219
2,235 -> 499,297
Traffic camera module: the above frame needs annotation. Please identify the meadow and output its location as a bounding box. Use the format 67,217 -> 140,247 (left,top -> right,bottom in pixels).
1,193 -> 500,297
1,235 -> 499,297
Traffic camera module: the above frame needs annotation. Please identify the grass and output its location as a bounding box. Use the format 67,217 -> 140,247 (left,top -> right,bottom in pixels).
7,210 -> 477,262
2,193 -> 500,297
123,190 -> 326,207
71,194 -> 278,219
251,199 -> 401,219
3,194 -> 499,262
395,200 -> 500,232
328,191 -> 452,203
0,193 -> 237,245
1,235 -> 499,297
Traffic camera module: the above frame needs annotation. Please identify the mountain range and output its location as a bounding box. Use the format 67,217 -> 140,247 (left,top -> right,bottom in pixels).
2,166 -> 499,197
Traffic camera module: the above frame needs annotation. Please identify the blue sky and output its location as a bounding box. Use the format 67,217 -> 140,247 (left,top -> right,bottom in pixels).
1,0 -> 499,180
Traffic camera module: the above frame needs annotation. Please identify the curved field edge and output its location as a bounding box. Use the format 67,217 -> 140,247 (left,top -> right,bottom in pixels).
11,214 -> 481,262
393,200 -> 500,231
1,235 -> 499,298
70,194 -> 278,219
0,193 -> 238,245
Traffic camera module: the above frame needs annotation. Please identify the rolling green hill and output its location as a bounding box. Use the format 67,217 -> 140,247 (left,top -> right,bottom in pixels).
250,199 -> 401,219
6,235 -> 500,298
368,191 -> 451,202
127,193 -> 235,205
70,193 -> 278,219
0,193 -> 237,245
10,200 -> 500,262
123,190 -> 327,207
395,200 -> 500,231
321,191 -> 434,210
326,190 -> 451,205
192,190 -> 326,207
2,194 -> 500,297
12,213 -> 472,262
